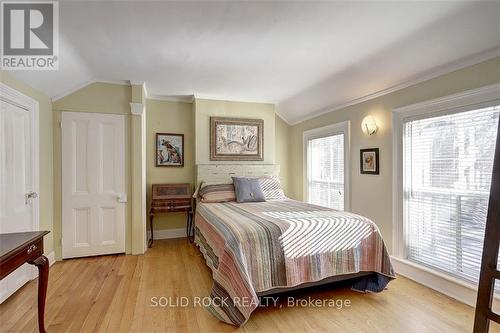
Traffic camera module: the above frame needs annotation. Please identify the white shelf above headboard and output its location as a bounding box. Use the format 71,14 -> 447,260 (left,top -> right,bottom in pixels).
195,164 -> 280,185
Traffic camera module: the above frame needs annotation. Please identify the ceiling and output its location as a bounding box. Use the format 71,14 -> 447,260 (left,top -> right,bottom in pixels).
7,1 -> 500,124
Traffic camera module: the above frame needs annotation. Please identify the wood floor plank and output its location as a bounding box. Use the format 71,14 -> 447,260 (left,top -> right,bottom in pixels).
99,255 -> 138,332
1,238 -> 498,332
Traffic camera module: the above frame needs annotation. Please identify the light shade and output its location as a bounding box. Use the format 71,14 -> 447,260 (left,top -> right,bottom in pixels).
361,115 -> 378,135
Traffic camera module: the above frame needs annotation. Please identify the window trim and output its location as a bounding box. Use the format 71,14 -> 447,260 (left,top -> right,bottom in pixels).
392,82 -> 500,261
303,121 -> 351,211
392,83 -> 500,305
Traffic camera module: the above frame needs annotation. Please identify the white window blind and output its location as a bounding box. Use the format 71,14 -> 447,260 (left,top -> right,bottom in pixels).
308,133 -> 345,210
403,104 -> 500,285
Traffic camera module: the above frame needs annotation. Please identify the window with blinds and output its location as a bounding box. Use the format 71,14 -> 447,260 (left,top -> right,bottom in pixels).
307,133 -> 345,210
403,104 -> 500,285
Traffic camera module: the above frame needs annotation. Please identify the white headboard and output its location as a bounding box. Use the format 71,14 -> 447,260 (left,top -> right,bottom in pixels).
195,164 -> 280,186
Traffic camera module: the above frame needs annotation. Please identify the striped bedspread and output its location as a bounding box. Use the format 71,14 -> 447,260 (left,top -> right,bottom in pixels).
194,199 -> 395,326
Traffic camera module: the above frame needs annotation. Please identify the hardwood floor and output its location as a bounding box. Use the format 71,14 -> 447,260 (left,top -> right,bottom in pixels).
0,238 -> 498,332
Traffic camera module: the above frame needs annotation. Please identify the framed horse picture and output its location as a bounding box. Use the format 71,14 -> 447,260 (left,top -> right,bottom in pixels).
156,133 -> 184,167
210,117 -> 264,161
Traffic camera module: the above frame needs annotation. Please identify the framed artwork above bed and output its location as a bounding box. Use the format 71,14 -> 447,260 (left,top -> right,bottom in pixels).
210,117 -> 264,161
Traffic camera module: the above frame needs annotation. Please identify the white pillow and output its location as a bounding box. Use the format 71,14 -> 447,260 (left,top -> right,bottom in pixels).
259,175 -> 286,200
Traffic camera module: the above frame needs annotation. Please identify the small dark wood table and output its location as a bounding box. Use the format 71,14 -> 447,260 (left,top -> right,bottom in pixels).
149,183 -> 193,247
0,231 -> 50,333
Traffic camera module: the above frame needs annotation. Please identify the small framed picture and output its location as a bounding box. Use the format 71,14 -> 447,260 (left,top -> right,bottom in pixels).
360,148 -> 379,175
156,133 -> 184,167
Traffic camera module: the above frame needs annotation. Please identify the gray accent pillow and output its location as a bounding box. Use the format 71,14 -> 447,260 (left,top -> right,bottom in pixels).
232,177 -> 266,203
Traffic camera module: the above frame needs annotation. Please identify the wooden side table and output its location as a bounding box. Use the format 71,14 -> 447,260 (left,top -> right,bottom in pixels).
0,231 -> 50,333
149,183 -> 193,247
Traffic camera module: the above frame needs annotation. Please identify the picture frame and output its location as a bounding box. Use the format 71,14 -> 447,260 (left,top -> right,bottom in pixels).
360,148 -> 379,175
156,133 -> 184,167
210,117 -> 264,161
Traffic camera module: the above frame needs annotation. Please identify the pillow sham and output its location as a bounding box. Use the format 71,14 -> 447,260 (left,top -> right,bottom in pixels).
258,175 -> 286,200
232,177 -> 266,203
199,184 -> 236,203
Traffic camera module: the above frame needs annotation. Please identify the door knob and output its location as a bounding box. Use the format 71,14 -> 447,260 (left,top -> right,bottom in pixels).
25,191 -> 38,204
115,193 -> 127,203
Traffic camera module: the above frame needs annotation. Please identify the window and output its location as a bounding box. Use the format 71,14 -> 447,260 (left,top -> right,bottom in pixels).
304,122 -> 349,211
403,105 -> 499,284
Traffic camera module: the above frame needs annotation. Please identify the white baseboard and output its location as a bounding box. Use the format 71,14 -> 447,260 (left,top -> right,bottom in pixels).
391,256 -> 500,311
147,228 -> 187,240
46,251 -> 56,266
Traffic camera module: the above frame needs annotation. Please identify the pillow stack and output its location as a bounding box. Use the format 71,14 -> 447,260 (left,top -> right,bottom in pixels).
197,175 -> 287,203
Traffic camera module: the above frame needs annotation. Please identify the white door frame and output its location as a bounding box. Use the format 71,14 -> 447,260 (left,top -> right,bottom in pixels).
302,121 -> 351,211
0,82 -> 39,231
0,83 -> 40,303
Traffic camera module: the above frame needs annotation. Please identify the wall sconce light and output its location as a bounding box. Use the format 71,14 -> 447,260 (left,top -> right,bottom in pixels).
361,115 -> 378,135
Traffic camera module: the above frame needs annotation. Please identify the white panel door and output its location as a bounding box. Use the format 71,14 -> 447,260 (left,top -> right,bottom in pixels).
62,112 -> 126,258
0,100 -> 38,303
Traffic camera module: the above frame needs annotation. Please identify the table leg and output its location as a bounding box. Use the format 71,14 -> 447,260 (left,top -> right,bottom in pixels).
188,211 -> 194,242
148,211 -> 154,248
185,212 -> 189,238
28,255 -> 49,333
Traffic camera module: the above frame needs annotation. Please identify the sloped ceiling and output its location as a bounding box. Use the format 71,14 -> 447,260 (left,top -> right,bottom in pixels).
7,1 -> 500,124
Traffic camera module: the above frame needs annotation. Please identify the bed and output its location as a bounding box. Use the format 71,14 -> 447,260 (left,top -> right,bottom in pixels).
194,164 -> 395,326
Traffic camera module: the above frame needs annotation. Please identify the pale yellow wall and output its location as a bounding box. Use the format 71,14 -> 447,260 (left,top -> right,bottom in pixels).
288,56 -> 500,253
194,99 -> 276,164
146,99 -> 194,230
0,71 -> 54,255
274,114 -> 290,195
52,82 -> 132,259
53,82 -> 131,114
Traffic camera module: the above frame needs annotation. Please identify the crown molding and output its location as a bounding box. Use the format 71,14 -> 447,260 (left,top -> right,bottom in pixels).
128,80 -> 145,86
96,79 -> 130,86
147,94 -> 194,103
274,108 -> 291,125
130,102 -> 144,115
284,47 -> 500,125
193,93 -> 275,106
393,82 -> 500,115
